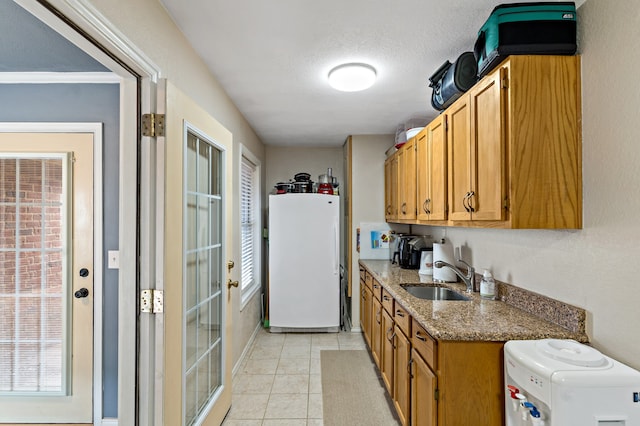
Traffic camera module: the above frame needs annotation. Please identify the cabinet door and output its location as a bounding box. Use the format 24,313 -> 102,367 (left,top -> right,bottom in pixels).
393,327 -> 411,426
469,69 -> 506,221
411,348 -> 437,426
384,156 -> 393,221
429,116 -> 447,221
361,285 -> 372,346
381,309 -> 395,393
371,297 -> 382,367
390,154 -> 399,219
416,129 -> 429,221
398,139 -> 416,220
446,96 -> 472,221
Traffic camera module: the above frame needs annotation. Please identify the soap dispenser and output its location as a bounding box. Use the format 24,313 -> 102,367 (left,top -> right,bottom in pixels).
480,269 -> 496,300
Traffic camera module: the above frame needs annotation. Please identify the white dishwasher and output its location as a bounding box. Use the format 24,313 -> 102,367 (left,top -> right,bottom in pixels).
504,339 -> 640,425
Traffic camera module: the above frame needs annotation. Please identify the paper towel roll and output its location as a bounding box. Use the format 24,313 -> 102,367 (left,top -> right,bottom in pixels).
433,241 -> 457,282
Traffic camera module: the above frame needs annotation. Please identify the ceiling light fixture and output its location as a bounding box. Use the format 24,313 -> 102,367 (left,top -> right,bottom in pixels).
328,63 -> 377,92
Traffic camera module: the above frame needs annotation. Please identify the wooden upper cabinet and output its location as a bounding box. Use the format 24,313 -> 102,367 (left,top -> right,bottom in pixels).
447,55 -> 581,228
446,95 -> 472,221
447,68 -> 506,222
417,116 -> 447,222
397,138 -> 416,220
388,55 -> 581,228
385,154 -> 399,221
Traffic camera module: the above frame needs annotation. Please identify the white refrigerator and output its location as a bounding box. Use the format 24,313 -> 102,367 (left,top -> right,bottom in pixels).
268,193 -> 340,332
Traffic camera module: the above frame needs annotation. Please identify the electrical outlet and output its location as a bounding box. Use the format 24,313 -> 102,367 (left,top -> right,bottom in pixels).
108,250 -> 120,269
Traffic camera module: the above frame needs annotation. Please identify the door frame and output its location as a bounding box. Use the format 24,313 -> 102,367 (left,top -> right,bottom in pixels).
11,1 -> 162,425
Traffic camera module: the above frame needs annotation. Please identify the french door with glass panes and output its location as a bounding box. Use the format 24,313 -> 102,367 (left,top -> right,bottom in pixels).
0,129 -> 96,424
161,81 -> 234,426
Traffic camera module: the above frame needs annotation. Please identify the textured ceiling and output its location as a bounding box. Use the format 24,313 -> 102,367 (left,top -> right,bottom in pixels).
160,0 -> 583,147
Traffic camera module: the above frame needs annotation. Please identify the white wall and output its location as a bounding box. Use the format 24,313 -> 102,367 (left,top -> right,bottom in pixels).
88,0 -> 265,365
410,0 -> 640,369
265,146 -> 344,196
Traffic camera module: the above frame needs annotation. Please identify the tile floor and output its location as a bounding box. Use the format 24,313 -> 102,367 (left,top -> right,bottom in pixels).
222,328 -> 368,425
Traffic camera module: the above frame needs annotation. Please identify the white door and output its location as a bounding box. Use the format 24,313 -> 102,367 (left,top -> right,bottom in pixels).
0,129 -> 96,424
161,81 -> 234,425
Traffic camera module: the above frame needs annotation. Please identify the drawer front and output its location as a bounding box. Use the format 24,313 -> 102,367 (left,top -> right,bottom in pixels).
381,288 -> 394,314
394,304 -> 411,337
372,278 -> 382,301
412,318 -> 437,371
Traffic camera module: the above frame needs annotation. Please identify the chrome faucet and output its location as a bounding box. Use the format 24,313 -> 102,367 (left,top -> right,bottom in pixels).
434,259 -> 475,293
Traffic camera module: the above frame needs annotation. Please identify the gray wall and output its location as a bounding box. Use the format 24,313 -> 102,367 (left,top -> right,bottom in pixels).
0,83 -> 120,417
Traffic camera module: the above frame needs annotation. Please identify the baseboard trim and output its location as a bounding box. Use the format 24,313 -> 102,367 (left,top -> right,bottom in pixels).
232,321 -> 262,377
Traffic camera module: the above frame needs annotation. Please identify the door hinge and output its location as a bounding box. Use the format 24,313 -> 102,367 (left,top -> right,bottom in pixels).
434,388 -> 439,400
140,289 -> 164,313
142,113 -> 165,137
501,76 -> 509,89
504,196 -> 510,212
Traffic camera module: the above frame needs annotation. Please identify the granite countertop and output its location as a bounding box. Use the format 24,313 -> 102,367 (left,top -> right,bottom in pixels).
360,259 -> 589,343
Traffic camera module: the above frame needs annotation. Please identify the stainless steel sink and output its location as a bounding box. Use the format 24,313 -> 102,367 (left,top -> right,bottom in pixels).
400,284 -> 470,301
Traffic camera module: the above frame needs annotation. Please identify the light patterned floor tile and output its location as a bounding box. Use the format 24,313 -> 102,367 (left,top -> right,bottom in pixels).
241,358 -> 279,375
309,374 -> 322,393
276,357 -> 310,375
262,419 -> 308,426
221,419 -> 262,426
309,358 -> 321,375
271,374 -> 310,394
280,344 -> 312,359
233,374 -> 274,394
249,344 -> 282,360
264,393 -> 308,419
226,394 -> 269,420
307,393 -> 323,419
307,419 -> 324,426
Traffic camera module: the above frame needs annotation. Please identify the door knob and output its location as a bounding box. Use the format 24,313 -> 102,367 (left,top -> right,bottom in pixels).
227,279 -> 239,289
74,288 -> 89,298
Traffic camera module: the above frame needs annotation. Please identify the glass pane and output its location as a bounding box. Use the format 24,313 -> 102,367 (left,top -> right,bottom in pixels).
0,251 -> 15,293
197,250 -> 210,302
197,196 -> 210,248
45,251 -> 63,295
186,133 -> 198,192
196,308 -> 210,361
0,205 -> 16,249
210,247 -> 221,295
19,251 -> 42,294
186,194 -> 197,251
197,355 -> 210,410
208,296 -> 221,347
19,159 -> 43,199
0,158 -> 17,203
19,206 -> 42,248
185,252 -> 197,309
18,297 -> 41,340
0,342 -> 13,391
185,368 -> 197,426
185,309 -> 197,369
197,141 -> 210,195
45,206 -> 63,250
209,342 -> 222,394
40,341 -> 62,392
210,197 -> 221,245
44,159 -> 63,204
0,297 -> 15,340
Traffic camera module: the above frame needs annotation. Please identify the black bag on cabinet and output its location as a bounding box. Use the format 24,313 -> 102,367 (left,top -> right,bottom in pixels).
429,52 -> 478,111
474,2 -> 577,78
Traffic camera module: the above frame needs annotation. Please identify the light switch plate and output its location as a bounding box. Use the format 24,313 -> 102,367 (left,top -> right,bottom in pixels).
108,250 -> 120,269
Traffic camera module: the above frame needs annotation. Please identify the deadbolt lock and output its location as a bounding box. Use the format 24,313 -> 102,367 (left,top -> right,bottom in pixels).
227,260 -> 235,272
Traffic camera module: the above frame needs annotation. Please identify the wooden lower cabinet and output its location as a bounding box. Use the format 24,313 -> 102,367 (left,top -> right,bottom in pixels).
393,325 -> 411,426
360,282 -> 372,346
411,348 -> 438,426
381,308 -> 395,393
371,296 -> 382,368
